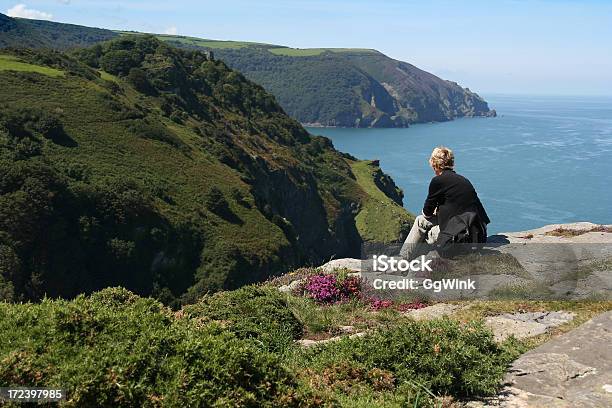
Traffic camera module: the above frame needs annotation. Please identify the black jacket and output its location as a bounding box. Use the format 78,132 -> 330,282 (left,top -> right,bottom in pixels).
423,169 -> 490,233
437,211 -> 488,247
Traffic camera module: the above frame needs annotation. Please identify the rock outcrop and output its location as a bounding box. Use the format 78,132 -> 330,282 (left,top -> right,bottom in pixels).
492,311 -> 612,408
485,311 -> 575,342
319,222 -> 612,301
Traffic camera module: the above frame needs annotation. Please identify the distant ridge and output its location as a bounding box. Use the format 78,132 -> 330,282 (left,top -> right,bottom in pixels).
0,13 -> 495,127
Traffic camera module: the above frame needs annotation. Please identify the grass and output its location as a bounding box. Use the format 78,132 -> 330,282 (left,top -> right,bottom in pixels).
286,294 -> 406,338
545,224 -> 612,237
268,47 -> 378,56
0,55 -> 64,77
116,31 -> 378,54
432,252 -> 532,280
558,256 -> 612,283
97,70 -> 118,82
115,31 -> 266,49
350,160 -> 414,242
487,283 -> 555,300
156,35 -> 256,49
2,276 -> 611,407
454,299 -> 612,349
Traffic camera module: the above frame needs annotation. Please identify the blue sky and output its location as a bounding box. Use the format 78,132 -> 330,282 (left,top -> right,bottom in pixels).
3,0 -> 612,95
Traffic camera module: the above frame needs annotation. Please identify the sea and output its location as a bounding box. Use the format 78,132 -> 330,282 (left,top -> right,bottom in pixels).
306,94 -> 612,234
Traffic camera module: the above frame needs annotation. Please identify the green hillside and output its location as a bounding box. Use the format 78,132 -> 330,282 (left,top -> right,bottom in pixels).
0,13 -> 116,49
0,54 -> 64,76
161,39 -> 496,127
0,36 -> 411,306
0,13 -> 495,128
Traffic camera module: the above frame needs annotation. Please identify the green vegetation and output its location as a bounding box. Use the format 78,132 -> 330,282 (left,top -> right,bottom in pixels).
192,45 -> 494,127
153,34 -> 260,49
1,12 -> 495,128
0,36 -> 412,306
268,47 -> 377,56
0,55 -> 64,77
0,286 -> 533,407
432,252 -> 533,280
97,69 -> 118,82
0,13 -> 117,50
291,319 -> 519,400
351,160 -> 413,242
0,288 -> 303,407
183,285 -> 303,352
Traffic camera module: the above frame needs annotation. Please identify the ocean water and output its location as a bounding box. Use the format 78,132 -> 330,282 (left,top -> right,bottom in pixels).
306,94 -> 612,234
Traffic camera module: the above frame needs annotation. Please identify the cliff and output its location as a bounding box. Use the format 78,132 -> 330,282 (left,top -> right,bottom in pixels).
177,46 -> 496,128
0,36 -> 413,306
0,13 -> 495,128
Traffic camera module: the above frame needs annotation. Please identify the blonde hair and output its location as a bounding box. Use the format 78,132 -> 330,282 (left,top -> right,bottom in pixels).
429,146 -> 454,171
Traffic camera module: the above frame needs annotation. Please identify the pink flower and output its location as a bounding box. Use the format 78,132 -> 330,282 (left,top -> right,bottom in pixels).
302,273 -> 363,304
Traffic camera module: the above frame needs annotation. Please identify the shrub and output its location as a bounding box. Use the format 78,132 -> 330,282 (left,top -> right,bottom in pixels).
100,49 -> 140,76
369,298 -> 394,310
0,288 -> 305,407
204,186 -> 230,215
182,285 -> 303,352
0,107 -> 65,142
302,272 -> 362,304
369,297 -> 428,311
126,68 -> 156,95
296,318 -> 519,398
304,273 -> 341,303
125,119 -> 183,148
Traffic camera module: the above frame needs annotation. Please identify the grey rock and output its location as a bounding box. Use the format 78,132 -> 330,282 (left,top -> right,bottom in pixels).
403,303 -> 459,320
317,223 -> 612,301
297,331 -> 368,348
496,222 -> 612,245
486,317 -> 548,342
320,258 -> 362,273
485,311 -> 574,342
278,279 -> 303,293
500,311 -> 612,407
338,325 -> 355,334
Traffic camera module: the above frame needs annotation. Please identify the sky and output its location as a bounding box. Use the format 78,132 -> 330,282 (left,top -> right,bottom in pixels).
3,0 -> 612,96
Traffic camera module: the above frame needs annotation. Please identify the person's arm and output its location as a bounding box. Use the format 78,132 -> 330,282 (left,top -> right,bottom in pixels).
422,177 -> 441,218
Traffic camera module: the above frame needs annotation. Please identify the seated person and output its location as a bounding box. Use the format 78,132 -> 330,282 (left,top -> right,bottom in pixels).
400,146 -> 490,260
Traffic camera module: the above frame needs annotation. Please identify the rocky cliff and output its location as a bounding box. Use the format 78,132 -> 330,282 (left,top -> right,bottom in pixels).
0,36 -> 414,306
191,47 -> 496,128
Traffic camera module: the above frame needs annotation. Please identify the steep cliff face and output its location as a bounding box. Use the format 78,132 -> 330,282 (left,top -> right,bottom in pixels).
203,47 -> 495,128
0,37 -> 412,306
341,53 -> 496,124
